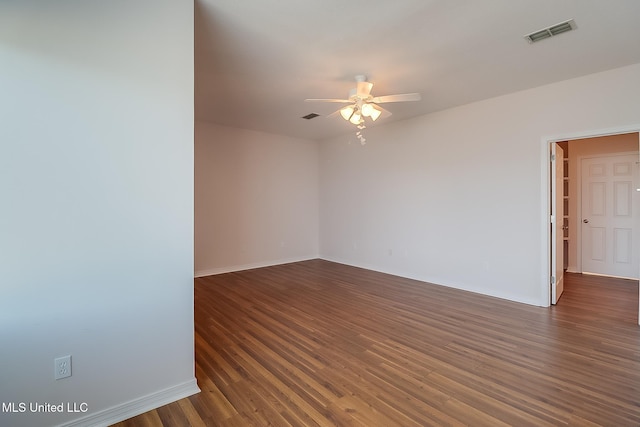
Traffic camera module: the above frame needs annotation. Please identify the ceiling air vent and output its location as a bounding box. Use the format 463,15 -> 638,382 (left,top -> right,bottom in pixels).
524,19 -> 577,43
301,113 -> 320,120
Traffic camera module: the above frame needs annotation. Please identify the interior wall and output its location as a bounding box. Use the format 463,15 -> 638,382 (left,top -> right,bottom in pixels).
195,122 -> 319,276
0,2 -> 197,426
566,133 -> 639,272
319,62 -> 640,306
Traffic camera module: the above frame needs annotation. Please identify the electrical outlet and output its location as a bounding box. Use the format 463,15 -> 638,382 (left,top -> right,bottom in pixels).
54,355 -> 72,380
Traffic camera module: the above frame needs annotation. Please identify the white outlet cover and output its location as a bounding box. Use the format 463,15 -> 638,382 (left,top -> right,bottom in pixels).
54,355 -> 72,380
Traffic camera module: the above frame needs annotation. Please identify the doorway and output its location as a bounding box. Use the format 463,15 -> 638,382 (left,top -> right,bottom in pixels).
542,127 -> 640,324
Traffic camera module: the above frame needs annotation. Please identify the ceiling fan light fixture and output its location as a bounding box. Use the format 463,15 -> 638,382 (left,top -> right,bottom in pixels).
306,76 -> 420,132
340,105 -> 355,121
369,105 -> 382,121
360,103 -> 382,121
361,103 -> 373,117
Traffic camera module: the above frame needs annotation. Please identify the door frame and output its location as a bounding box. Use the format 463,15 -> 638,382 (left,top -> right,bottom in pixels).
550,143 -> 564,304
539,125 -> 640,321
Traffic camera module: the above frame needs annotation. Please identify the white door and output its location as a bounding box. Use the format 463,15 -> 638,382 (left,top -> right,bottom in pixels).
551,144 -> 564,304
581,153 -> 639,279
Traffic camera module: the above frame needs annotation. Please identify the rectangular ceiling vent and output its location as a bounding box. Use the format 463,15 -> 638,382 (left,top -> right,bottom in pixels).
301,113 -> 320,120
525,19 -> 577,43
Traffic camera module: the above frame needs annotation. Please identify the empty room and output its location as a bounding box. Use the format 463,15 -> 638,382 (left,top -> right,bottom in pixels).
2,1 -> 640,427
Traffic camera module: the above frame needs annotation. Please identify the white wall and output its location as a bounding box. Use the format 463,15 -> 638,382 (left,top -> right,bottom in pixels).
319,63 -> 640,306
0,2 -> 197,426
195,122 -> 319,276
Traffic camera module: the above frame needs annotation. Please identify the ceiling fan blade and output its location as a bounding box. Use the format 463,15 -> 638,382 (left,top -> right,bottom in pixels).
377,105 -> 392,119
356,81 -> 373,97
305,98 -> 351,103
327,109 -> 343,118
372,93 -> 421,103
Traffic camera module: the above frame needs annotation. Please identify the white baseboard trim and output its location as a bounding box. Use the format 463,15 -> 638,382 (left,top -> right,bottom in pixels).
582,271 -> 639,280
58,378 -> 200,427
319,256 -> 542,307
195,255 -> 319,277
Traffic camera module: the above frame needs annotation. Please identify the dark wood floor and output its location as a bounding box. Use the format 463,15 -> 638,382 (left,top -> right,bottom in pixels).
113,260 -> 640,426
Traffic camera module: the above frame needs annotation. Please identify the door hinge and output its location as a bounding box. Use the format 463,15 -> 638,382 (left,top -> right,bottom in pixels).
550,276 -> 556,285
551,154 -> 556,162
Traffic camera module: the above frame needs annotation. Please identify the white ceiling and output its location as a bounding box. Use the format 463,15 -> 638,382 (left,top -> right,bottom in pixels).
195,0 -> 640,141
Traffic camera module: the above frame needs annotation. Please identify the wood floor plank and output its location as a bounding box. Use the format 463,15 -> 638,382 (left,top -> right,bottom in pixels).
112,261 -> 640,426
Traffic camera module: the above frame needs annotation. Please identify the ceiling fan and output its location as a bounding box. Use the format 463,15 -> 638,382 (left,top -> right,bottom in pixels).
305,75 -> 421,126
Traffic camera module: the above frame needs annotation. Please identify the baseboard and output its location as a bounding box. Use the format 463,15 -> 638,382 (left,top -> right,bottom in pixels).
582,271 -> 639,280
195,255 -> 319,277
319,256 -> 542,307
57,378 -> 200,427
